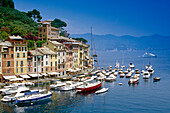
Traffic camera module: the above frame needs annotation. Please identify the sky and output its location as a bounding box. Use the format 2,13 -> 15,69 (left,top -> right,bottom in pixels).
14,0 -> 170,36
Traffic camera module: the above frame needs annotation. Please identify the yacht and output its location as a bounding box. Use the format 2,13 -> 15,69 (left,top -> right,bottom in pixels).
128,76 -> 139,84
143,71 -> 150,79
105,74 -> 116,81
129,63 -> 135,68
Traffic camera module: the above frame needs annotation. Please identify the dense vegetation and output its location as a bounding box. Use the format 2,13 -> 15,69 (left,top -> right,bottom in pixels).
0,7 -> 38,40
0,0 -> 87,49
0,0 -> 14,9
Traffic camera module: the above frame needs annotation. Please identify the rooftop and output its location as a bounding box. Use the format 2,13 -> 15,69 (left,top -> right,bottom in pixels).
0,41 -> 13,47
9,35 -> 23,40
50,41 -> 63,45
29,50 -> 43,56
38,46 -> 57,55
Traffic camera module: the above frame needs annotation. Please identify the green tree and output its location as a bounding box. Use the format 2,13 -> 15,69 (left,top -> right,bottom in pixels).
0,26 -> 11,33
73,38 -> 88,44
51,18 -> 67,28
0,31 -> 9,40
0,0 -> 14,9
12,26 -> 27,37
27,9 -> 42,22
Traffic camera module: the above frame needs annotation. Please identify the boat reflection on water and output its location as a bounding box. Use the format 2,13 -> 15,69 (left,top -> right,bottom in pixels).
128,82 -> 139,88
14,99 -> 52,113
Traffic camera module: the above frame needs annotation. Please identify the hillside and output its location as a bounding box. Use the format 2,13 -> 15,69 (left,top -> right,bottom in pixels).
0,6 -> 38,40
71,33 -> 170,51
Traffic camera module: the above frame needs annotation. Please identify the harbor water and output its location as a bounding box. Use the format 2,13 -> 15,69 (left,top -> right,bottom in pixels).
0,50 -> 170,113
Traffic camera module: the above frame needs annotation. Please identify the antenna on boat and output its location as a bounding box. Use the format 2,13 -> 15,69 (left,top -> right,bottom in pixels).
35,42 -> 39,92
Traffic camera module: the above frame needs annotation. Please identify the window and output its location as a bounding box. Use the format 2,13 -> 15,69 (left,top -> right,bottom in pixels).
7,61 -> 10,67
63,59 -> 65,63
34,68 -> 36,72
34,56 -> 36,61
34,62 -> 36,67
22,47 -> 24,51
28,61 -> 31,65
11,48 -> 13,51
16,68 -> 18,73
21,68 -> 23,73
46,55 -> 48,58
7,69 -> 10,73
0,62 -> 1,67
17,53 -> 19,58
41,68 -> 43,72
58,65 -> 60,69
41,62 -> 43,66
15,47 -> 17,51
19,47 -> 21,51
46,68 -> 48,71
16,61 -> 18,66
51,55 -> 52,59
51,68 -> 52,71
63,72 -> 64,75
11,54 -> 13,58
58,59 -> 60,63
58,52 -> 60,56
55,61 -> 57,66
63,52 -> 64,56
40,29 -> 42,32
63,65 -> 65,68
55,55 -> 57,59
25,47 -> 27,51
46,61 -> 48,65
51,62 -> 52,66
44,29 -> 45,32
21,61 -> 23,66
4,54 -> 6,58
23,53 -> 25,57
55,67 -> 57,70
28,67 -> 31,72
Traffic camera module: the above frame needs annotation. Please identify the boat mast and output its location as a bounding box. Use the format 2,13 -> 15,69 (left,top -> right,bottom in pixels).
35,42 -> 39,91
91,27 -> 99,69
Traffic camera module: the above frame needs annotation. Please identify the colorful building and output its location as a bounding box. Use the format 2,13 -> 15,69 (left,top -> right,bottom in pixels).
8,36 -> 28,75
37,46 -> 57,73
42,40 -> 67,76
38,20 -> 60,40
0,41 -> 14,82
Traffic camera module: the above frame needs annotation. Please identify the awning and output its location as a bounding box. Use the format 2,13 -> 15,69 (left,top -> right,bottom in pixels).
28,74 -> 42,78
19,75 -> 30,79
9,78 -> 24,81
3,75 -> 17,80
47,72 -> 60,75
41,73 -> 48,76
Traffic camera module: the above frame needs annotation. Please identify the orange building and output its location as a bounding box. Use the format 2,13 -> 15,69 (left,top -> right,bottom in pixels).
38,20 -> 60,40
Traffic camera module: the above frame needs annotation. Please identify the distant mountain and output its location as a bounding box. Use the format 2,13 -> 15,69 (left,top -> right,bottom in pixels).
70,33 -> 170,51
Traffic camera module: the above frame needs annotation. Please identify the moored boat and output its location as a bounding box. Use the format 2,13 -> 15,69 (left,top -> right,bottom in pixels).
76,81 -> 102,93
95,88 -> 109,94
153,76 -> 160,81
128,76 -> 139,84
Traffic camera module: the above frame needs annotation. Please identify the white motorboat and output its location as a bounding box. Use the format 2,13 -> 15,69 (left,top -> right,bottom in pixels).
4,86 -> 30,95
0,87 -> 10,94
128,76 -> 139,84
95,88 -> 109,94
120,73 -> 125,78
50,81 -> 66,90
113,72 -> 118,76
129,63 -> 135,68
145,64 -> 152,70
124,71 -> 128,74
147,67 -> 154,75
105,74 -> 116,81
143,71 -> 150,79
126,72 -> 132,78
142,52 -> 157,58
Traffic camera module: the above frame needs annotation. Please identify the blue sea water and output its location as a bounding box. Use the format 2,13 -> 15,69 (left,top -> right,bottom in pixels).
0,50 -> 170,113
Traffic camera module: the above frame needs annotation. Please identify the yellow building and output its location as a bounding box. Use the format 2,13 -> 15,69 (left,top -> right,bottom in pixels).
38,20 -> 60,40
8,36 -> 28,75
42,41 -> 67,76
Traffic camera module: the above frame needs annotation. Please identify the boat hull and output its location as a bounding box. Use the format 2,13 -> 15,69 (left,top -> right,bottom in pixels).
15,93 -> 52,104
76,82 -> 102,93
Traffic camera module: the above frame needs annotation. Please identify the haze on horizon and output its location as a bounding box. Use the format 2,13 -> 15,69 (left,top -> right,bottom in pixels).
14,0 -> 170,37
